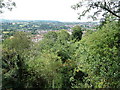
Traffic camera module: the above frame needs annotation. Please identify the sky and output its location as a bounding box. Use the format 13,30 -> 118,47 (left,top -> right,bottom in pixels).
0,0 -> 94,22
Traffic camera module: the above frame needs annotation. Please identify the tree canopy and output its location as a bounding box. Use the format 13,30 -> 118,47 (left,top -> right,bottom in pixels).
72,0 -> 120,20
0,0 -> 16,13
71,25 -> 83,41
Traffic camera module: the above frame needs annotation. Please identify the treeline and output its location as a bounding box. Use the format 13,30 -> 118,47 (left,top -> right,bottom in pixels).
2,19 -> 120,89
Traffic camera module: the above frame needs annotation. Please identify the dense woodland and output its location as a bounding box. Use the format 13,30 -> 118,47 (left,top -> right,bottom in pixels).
2,18 -> 120,89
1,0 -> 120,89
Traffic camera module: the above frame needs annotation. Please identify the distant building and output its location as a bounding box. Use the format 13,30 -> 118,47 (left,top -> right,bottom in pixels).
0,35 -> 2,41
67,29 -> 73,35
31,34 -> 43,42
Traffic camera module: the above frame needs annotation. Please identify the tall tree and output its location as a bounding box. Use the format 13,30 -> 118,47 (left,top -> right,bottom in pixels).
2,32 -> 32,88
71,25 -> 83,41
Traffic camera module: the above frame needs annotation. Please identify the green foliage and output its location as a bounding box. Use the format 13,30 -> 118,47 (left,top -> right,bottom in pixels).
2,32 -> 32,89
26,52 -> 63,88
57,30 -> 70,41
25,30 -> 78,88
38,31 -> 58,51
2,20 -> 120,89
6,32 -> 31,53
2,32 -> 32,70
74,21 -> 120,88
71,25 -> 83,41
44,31 -> 57,40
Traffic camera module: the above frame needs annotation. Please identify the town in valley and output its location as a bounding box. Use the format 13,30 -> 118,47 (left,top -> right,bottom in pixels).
0,19 -> 98,42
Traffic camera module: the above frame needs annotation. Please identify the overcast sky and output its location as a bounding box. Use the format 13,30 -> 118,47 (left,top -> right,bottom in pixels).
1,0 -> 94,22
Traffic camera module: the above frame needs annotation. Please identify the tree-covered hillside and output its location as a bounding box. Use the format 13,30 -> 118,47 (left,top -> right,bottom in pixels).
2,20 -> 120,88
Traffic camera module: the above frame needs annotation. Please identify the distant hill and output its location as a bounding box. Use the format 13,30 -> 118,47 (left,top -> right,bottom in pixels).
0,19 -> 99,24
0,19 -> 61,23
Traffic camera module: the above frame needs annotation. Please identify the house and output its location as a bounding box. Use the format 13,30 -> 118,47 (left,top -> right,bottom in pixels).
32,34 -> 43,42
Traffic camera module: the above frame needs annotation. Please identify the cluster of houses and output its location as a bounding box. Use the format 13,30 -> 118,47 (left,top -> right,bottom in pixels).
1,29 -> 73,43
31,29 -> 73,42
31,30 -> 59,42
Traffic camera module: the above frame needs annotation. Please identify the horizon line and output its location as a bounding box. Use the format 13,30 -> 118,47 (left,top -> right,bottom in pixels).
0,19 -> 99,23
